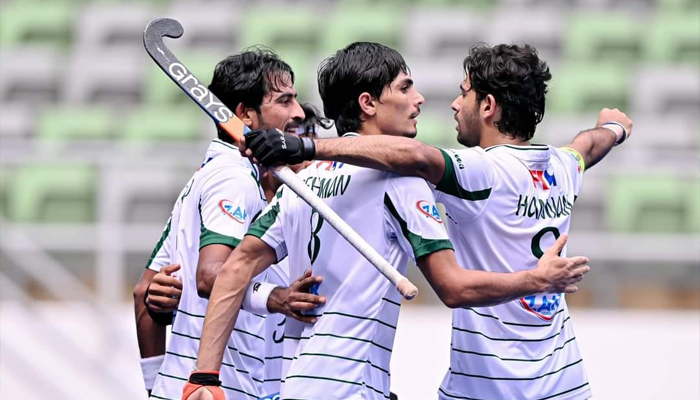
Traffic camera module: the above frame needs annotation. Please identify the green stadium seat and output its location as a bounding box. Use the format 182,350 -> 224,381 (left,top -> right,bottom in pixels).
240,6 -> 321,55
320,6 -> 403,54
7,164 -> 96,223
0,167 -> 11,218
37,106 -> 115,142
0,1 -> 76,48
657,0 -> 700,12
607,175 -> 700,233
122,106 -> 205,142
143,53 -> 219,106
645,13 -> 700,64
564,13 -> 644,63
416,112 -> 456,148
547,63 -> 630,114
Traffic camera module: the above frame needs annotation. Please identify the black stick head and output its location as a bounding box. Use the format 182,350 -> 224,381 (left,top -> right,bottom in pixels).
144,18 -> 183,43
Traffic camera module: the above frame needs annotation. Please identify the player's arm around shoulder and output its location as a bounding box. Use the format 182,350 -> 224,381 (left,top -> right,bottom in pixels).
244,130 -> 448,184
417,234 -> 591,308
562,108 -> 633,171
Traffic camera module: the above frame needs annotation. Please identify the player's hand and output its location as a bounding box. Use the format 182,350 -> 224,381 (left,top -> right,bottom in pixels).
532,234 -> 590,294
182,371 -> 225,400
267,269 -> 325,323
244,128 -> 316,166
596,108 -> 633,141
146,264 -> 183,313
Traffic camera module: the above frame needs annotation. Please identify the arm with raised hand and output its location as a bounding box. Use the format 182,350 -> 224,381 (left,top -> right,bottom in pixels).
563,108 -> 633,171
418,234 -> 590,308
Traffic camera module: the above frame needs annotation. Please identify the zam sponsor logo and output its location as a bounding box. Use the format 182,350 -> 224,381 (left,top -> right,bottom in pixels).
168,62 -> 233,123
219,200 -> 247,223
417,200 -> 443,223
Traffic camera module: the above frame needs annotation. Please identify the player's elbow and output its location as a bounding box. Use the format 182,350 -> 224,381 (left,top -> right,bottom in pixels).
439,293 -> 463,309
133,279 -> 149,304
196,279 -> 212,299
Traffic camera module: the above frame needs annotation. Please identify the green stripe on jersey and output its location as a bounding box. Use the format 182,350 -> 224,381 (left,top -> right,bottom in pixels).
451,336 -> 577,362
452,316 -> 571,342
384,194 -> 454,259
145,218 -> 171,269
448,358 -> 583,381
436,149 -> 491,201
246,199 -> 280,240
438,382 -> 589,400
199,227 -> 241,249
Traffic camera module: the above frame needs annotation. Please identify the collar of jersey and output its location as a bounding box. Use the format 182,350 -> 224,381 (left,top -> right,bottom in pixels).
484,143 -> 549,152
207,139 -> 260,181
341,132 -> 361,138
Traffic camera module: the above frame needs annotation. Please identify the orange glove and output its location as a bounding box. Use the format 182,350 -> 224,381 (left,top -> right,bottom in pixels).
182,370 -> 225,400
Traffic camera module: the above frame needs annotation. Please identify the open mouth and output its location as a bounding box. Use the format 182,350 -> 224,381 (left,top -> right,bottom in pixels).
409,111 -> 421,119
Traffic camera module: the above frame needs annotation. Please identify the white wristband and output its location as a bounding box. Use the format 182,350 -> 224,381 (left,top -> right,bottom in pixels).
601,122 -> 628,146
241,281 -> 278,314
140,354 -> 165,391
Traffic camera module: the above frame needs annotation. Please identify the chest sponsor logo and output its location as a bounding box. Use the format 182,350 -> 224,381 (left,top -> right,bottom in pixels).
417,200 -> 443,223
519,294 -> 562,321
529,169 -> 557,190
219,200 -> 247,223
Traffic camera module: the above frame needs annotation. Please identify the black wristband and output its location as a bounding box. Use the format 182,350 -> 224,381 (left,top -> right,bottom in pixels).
144,283 -> 174,326
188,371 -> 221,386
300,137 -> 316,161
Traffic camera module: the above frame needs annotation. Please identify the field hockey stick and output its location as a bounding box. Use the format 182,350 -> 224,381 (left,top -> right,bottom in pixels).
143,18 -> 418,300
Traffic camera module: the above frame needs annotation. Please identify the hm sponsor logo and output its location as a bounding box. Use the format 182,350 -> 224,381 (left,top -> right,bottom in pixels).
529,169 -> 557,190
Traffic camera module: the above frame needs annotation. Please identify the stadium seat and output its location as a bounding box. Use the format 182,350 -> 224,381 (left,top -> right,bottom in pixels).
37,106 -> 116,143
657,0 -> 700,12
564,13 -> 644,63
143,52 -> 220,106
0,48 -> 64,104
408,55 -> 464,108
63,49 -> 145,105
0,1 -> 76,48
607,175 -> 700,233
73,3 -> 154,51
547,63 -> 630,114
403,9 -> 485,58
631,66 -> 700,115
489,7 -> 565,62
416,111 -> 457,147
0,167 -> 10,218
0,104 -> 35,140
645,13 -> 700,64
7,164 -> 96,223
321,6 -> 403,54
165,1 -> 239,51
240,6 -> 321,55
122,106 -> 207,142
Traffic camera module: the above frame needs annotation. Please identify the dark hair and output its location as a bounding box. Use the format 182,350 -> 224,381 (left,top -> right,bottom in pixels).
299,103 -> 333,137
208,46 -> 294,142
318,42 -> 409,136
463,44 -> 551,141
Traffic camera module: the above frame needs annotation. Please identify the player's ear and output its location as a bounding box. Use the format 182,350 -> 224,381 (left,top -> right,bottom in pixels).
358,92 -> 377,117
235,103 -> 257,127
482,94 -> 498,119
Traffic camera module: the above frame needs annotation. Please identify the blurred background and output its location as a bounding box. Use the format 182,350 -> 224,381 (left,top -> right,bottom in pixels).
0,0 -> 698,399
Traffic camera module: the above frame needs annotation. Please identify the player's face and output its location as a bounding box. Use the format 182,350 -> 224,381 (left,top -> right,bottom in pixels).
255,73 -> 306,134
452,77 -> 482,147
374,72 -> 424,138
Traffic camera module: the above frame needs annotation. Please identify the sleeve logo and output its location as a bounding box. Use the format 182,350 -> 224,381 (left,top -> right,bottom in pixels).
219,200 -> 247,224
416,200 -> 443,223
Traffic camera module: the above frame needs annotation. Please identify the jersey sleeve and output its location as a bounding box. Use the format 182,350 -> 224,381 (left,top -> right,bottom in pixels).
145,216 -> 173,272
198,168 -> 265,250
246,186 -> 289,263
384,175 -> 454,261
557,147 -> 586,196
433,147 -> 494,222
